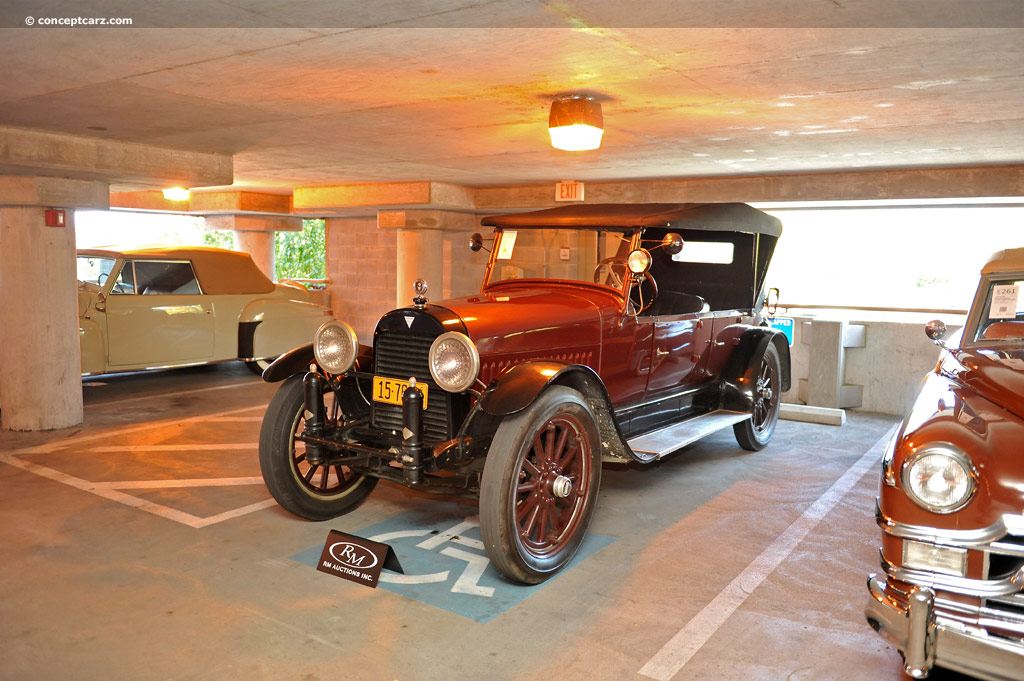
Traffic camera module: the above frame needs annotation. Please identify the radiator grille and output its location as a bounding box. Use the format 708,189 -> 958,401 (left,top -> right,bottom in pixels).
372,330 -> 452,442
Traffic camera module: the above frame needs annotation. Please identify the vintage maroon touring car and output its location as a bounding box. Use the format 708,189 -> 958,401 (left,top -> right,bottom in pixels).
866,247 -> 1024,680
259,203 -> 790,583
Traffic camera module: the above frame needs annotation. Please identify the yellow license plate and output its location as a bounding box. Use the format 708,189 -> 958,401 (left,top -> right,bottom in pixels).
372,376 -> 429,409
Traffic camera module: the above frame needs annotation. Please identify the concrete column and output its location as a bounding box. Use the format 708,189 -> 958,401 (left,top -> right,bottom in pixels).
205,214 -> 302,283
396,229 -> 443,307
234,230 -> 275,280
0,202 -> 86,430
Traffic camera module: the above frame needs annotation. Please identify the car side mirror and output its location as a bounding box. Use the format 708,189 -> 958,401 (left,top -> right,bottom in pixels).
925,319 -> 947,343
95,292 -> 106,313
661,233 -> 684,255
470,233 -> 484,252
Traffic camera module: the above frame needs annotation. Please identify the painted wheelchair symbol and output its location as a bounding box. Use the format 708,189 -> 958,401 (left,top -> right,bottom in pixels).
370,515 -> 495,598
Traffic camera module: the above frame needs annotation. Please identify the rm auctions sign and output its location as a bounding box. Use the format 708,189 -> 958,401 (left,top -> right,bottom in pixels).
316,529 -> 404,588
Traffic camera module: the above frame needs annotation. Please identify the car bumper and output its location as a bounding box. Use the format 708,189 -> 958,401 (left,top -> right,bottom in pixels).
866,574 -> 1024,681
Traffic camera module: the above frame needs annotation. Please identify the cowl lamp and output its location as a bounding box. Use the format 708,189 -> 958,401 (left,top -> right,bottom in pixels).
548,96 -> 604,151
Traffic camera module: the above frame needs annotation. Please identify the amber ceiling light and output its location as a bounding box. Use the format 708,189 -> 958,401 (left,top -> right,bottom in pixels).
548,95 -> 604,151
162,187 -> 190,201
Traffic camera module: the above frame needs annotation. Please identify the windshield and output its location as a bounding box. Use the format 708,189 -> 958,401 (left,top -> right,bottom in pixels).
485,228 -> 635,289
973,277 -> 1024,342
77,256 -> 117,287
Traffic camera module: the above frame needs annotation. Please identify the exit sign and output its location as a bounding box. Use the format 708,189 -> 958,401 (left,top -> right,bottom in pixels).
555,181 -> 584,202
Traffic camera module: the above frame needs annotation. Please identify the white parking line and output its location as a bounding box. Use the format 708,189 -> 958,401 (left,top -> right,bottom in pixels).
12,405 -> 264,455
638,425 -> 897,681
91,476 -> 265,489
91,443 -> 258,452
0,404 -> 273,529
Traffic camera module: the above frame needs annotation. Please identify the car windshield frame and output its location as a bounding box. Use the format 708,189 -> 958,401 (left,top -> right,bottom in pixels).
963,272 -> 1024,346
481,226 -> 640,299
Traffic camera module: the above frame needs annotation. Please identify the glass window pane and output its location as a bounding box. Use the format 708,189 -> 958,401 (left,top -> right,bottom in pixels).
134,261 -> 201,295
111,262 -> 136,295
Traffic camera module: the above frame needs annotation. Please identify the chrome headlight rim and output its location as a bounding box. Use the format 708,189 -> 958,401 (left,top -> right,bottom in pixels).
428,331 -> 480,393
900,443 -> 977,514
313,320 -> 359,375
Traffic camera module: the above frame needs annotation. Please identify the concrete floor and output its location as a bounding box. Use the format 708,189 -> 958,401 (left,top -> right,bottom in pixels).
0,364 -> 972,681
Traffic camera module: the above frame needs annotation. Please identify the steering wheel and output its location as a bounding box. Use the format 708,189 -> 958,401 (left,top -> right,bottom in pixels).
97,272 -> 109,286
629,272 -> 659,314
593,257 -> 628,289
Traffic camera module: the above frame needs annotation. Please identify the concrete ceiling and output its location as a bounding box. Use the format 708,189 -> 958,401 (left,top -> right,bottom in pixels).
1,1 -> 1022,193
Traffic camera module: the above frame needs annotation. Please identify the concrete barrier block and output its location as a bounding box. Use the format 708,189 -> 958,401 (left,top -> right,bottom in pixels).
780,403 -> 846,426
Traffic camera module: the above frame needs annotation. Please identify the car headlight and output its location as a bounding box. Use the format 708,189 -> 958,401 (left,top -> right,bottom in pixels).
429,332 -> 480,393
313,320 -> 358,374
902,444 -> 976,513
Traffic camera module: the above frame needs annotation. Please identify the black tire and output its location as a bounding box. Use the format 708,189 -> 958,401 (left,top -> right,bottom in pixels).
259,374 -> 377,520
480,386 -> 602,584
733,343 -> 782,451
245,357 -> 276,376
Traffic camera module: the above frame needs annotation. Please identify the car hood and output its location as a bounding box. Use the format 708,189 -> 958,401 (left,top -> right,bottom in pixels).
945,345 -> 1024,421
434,284 -> 618,357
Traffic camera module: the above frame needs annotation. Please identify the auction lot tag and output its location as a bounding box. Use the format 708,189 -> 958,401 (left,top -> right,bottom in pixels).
496,230 -> 517,259
316,530 -> 404,588
990,284 -> 1019,319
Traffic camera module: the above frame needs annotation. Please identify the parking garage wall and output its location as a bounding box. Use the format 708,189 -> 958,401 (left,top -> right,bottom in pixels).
326,217 -> 397,341
782,315 -> 961,416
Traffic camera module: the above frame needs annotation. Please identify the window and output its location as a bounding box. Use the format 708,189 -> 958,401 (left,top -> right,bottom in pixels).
111,261 -> 136,295
974,279 -> 1024,342
133,261 -> 201,295
76,256 -> 116,285
761,203 -> 1024,315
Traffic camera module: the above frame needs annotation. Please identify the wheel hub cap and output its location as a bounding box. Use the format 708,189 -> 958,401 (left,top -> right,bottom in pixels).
551,475 -> 573,499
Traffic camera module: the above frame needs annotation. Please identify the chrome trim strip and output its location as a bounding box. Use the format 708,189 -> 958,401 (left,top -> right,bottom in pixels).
880,555 -> 1024,598
877,502 -> 1024,547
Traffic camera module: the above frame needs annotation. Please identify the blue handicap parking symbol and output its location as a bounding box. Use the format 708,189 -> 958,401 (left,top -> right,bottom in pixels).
766,316 -> 795,346
292,502 -> 614,622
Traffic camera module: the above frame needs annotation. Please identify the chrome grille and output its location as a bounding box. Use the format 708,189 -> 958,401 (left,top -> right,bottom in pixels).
372,330 -> 452,442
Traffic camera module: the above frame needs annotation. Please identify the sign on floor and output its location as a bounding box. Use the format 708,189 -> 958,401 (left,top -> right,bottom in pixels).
292,502 -> 614,622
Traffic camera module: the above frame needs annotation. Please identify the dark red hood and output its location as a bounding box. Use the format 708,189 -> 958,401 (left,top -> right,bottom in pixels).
944,345 -> 1024,421
435,283 -> 620,358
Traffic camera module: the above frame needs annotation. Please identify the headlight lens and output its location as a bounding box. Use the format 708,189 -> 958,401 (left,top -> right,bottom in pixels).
313,320 -> 358,374
902,445 -> 976,513
429,332 -> 480,393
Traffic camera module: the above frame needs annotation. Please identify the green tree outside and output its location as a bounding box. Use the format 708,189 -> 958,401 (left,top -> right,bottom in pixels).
202,218 -> 326,282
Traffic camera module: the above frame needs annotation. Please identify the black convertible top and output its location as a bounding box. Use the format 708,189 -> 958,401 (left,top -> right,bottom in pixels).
481,202 -> 782,238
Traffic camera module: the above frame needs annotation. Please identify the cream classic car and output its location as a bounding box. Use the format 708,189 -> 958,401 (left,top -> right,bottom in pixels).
76,246 -> 332,376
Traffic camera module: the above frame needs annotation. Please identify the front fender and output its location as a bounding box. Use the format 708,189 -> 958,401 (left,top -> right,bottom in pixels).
720,326 -> 791,412
476,361 -> 634,463
262,343 -> 372,382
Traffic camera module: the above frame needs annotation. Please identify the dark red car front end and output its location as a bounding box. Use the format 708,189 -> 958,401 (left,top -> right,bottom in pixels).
867,248 -> 1024,680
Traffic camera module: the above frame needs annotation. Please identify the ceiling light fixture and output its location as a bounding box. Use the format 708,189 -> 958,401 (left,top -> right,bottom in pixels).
548,95 -> 604,151
162,187 -> 190,201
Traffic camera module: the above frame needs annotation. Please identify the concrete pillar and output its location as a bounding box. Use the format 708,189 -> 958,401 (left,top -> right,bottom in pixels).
234,230 -> 275,280
798,319 -> 865,410
396,229 -> 443,307
0,176 -> 107,430
205,214 -> 302,283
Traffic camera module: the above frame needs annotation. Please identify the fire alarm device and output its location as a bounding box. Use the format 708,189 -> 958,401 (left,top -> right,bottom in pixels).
44,209 -> 66,227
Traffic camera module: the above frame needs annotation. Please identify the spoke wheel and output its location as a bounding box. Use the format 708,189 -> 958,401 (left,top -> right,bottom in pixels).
259,374 -> 377,520
481,386 -> 601,584
734,343 -> 782,451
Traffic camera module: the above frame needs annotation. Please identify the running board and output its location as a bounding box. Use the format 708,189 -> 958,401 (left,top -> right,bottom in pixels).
626,410 -> 751,459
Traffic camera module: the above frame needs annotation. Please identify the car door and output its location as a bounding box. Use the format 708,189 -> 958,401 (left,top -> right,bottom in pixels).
645,314 -> 714,397
104,259 -> 215,367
